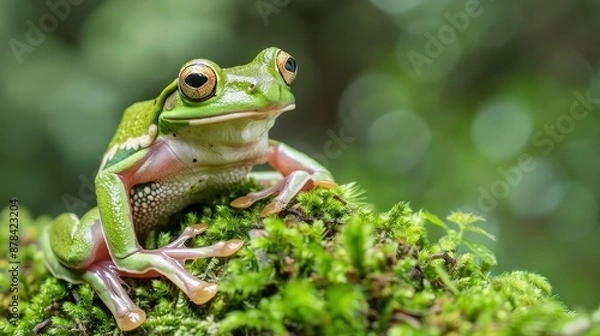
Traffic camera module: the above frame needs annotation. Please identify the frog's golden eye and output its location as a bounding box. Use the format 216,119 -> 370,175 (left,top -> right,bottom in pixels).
276,50 -> 297,85
178,63 -> 217,101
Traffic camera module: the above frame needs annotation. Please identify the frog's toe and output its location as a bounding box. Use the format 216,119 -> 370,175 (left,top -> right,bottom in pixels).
230,181 -> 285,209
162,239 -> 244,261
260,201 -> 285,217
314,180 -> 338,189
116,307 -> 146,331
230,196 -> 254,208
190,282 -> 218,305
187,224 -> 208,235
164,224 -> 209,248
220,239 -> 245,256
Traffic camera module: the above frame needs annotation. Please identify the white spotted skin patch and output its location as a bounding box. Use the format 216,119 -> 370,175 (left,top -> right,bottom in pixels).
129,166 -> 252,233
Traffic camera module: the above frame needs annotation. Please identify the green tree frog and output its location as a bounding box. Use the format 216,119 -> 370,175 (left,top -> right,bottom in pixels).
41,48 -> 335,331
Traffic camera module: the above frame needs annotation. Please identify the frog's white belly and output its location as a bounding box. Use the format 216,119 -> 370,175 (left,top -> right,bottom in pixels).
127,118 -> 274,234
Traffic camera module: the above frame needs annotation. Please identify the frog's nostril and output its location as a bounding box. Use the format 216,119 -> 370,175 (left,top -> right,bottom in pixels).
249,81 -> 257,91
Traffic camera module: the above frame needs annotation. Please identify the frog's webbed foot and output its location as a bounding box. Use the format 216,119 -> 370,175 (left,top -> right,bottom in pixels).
83,262 -> 146,331
231,170 -> 337,217
161,224 -> 209,248
230,141 -> 337,216
113,224 -> 244,308
158,224 -> 244,263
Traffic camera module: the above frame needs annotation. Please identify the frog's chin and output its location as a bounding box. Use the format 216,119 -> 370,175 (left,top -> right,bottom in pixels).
165,104 -> 296,126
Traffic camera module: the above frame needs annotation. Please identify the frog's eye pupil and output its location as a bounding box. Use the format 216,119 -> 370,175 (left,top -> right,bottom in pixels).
276,50 -> 297,85
185,73 -> 208,88
178,63 -> 217,101
285,57 -> 297,72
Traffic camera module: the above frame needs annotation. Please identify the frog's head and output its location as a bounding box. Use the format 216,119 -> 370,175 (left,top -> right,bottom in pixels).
159,47 -> 297,128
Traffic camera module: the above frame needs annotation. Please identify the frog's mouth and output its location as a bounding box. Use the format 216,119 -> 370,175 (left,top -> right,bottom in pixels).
164,104 -> 296,126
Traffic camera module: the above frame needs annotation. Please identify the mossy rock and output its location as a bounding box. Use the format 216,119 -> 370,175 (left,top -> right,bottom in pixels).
1,182 -> 599,335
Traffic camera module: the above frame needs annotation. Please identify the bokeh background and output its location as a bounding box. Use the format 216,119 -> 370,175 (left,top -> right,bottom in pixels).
1,0 -> 599,309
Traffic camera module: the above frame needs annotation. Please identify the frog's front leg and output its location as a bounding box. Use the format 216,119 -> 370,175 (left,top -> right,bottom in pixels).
231,140 -> 337,216
95,170 -> 243,317
157,224 -> 243,261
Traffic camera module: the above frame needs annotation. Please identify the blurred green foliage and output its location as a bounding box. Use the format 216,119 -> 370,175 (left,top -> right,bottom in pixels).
1,0 -> 599,310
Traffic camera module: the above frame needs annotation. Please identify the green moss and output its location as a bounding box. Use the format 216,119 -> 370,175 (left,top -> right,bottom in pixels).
1,182 -> 599,335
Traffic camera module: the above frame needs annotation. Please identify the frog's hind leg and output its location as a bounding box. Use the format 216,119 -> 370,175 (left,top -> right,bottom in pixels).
42,210 -> 146,331
82,262 -> 146,331
46,209 -> 108,269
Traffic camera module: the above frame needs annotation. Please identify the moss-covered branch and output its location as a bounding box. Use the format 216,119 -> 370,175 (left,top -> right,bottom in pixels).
1,182 -> 599,335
